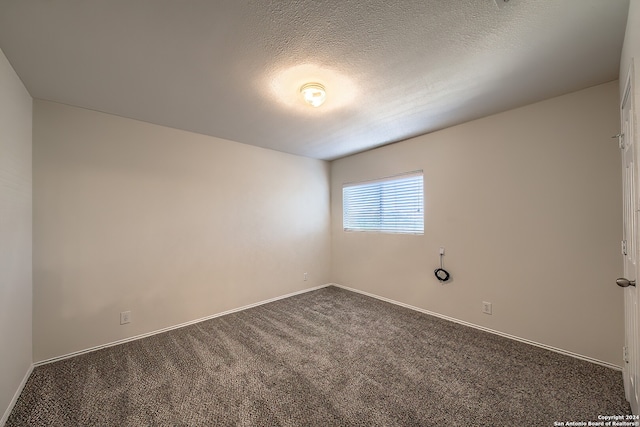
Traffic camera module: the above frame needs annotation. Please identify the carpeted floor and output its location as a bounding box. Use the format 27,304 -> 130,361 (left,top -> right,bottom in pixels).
7,286 -> 631,426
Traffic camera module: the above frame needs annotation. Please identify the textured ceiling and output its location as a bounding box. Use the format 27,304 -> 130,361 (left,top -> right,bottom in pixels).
0,0 -> 630,160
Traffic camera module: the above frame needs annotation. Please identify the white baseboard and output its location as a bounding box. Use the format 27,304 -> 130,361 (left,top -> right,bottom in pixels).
35,284 -> 332,367
1,363 -> 34,427
330,283 -> 623,371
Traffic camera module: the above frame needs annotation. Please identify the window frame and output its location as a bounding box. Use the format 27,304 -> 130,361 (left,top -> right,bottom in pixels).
342,170 -> 424,235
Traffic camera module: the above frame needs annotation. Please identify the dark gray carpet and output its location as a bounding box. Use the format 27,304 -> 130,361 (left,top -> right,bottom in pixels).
7,286 -> 631,426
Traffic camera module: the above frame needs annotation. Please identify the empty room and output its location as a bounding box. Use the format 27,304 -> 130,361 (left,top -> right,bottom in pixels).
2,0 -> 640,425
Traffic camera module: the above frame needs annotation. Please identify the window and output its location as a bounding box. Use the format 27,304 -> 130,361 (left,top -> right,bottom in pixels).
343,171 -> 424,234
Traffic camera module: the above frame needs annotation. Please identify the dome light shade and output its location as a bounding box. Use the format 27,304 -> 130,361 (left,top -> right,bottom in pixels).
300,83 -> 326,107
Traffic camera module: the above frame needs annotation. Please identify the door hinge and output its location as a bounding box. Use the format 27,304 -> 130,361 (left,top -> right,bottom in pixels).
614,133 -> 624,149
624,346 -> 629,363
623,240 -> 628,256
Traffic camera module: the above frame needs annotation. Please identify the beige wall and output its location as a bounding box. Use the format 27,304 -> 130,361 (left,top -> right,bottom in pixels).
331,81 -> 623,366
33,100 -> 331,362
0,48 -> 32,420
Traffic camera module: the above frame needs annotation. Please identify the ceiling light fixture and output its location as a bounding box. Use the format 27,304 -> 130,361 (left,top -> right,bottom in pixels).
300,83 -> 326,107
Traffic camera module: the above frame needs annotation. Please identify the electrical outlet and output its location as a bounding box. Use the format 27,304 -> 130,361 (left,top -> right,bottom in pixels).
304,272 -> 308,281
482,302 -> 492,315
120,311 -> 131,325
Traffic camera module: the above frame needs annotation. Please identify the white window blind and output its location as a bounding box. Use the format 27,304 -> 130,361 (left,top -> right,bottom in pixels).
343,171 -> 424,234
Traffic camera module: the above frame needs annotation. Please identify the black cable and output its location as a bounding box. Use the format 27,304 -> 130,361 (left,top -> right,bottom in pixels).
434,252 -> 451,282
